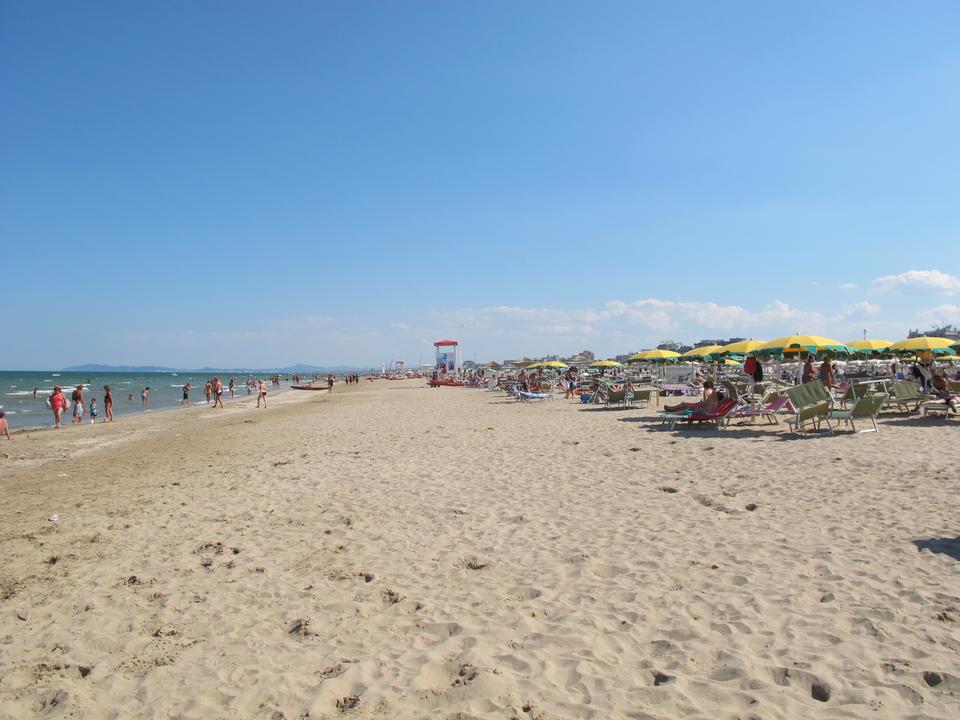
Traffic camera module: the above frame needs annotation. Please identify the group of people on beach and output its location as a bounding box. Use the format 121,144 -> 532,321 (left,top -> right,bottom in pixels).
45,384 -> 116,429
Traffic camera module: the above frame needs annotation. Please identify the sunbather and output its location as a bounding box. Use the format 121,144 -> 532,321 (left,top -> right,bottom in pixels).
664,381 -> 719,414
931,375 -> 959,412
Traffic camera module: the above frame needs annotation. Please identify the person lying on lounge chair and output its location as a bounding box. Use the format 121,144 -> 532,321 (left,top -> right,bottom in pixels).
931,374 -> 959,412
664,381 -> 719,414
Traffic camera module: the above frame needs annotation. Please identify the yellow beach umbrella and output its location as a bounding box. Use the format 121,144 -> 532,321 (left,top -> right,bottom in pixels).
722,358 -> 742,366
540,360 -> 569,368
589,359 -> 622,368
889,336 -> 955,354
755,334 -> 851,357
526,362 -> 543,369
628,349 -> 681,362
847,339 -> 892,353
682,345 -> 723,358
938,354 -> 960,361
716,339 -> 766,355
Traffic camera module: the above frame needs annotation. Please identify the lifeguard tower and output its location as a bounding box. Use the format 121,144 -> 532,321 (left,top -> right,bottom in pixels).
434,339 -> 460,375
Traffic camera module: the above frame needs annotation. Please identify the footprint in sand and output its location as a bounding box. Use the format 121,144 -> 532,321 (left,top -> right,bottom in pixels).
335,694 -> 360,711
771,667 -> 832,702
451,663 -> 479,686
380,589 -> 403,605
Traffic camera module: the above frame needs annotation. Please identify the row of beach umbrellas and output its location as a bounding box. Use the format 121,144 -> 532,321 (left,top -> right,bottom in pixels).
576,335 -> 960,367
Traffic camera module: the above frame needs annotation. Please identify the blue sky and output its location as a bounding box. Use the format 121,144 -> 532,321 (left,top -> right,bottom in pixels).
3,1 -> 959,368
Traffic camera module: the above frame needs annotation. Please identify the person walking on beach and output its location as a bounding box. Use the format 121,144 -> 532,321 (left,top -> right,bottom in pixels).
49,386 -> 67,428
103,385 -> 113,422
181,383 -> 191,407
141,387 -> 150,408
0,410 -> 11,440
801,355 -> 816,384
204,381 -> 213,404
72,385 -> 85,425
257,379 -> 268,408
327,374 -> 334,391
213,377 -> 224,408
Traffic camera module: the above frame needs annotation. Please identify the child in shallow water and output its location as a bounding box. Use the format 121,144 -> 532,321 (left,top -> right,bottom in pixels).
89,398 -> 98,424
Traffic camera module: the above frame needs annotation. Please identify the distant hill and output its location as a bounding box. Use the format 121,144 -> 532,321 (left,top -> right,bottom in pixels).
61,364 -> 177,373
61,363 -> 375,373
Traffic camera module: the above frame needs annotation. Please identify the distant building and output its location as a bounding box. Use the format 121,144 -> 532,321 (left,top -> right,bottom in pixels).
908,325 -> 960,341
656,340 -> 692,353
563,350 -> 595,365
695,337 -> 746,348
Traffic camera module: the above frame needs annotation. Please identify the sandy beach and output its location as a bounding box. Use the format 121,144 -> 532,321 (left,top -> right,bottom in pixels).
2,379 -> 959,719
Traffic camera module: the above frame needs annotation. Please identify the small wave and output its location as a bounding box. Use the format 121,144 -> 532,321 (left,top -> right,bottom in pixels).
5,391 -> 34,396
51,373 -> 61,376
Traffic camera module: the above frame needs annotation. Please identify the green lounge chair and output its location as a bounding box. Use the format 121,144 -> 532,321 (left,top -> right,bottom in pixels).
627,388 -> 653,408
785,380 -> 833,435
827,393 -> 885,433
604,389 -> 626,408
885,381 -> 925,413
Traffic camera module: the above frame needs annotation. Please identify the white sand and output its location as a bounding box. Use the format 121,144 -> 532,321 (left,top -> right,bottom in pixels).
2,379 -> 959,719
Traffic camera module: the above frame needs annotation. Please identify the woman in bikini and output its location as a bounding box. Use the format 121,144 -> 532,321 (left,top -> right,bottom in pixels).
664,380 -> 719,414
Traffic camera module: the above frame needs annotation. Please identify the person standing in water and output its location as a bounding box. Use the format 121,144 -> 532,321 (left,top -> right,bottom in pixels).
204,381 -> 213,404
103,385 -> 113,422
89,398 -> 97,423
181,383 -> 191,407
228,378 -> 235,398
213,377 -> 224,408
141,387 -> 150,408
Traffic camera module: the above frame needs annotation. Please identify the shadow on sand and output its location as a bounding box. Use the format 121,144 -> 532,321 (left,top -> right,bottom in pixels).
914,536 -> 960,561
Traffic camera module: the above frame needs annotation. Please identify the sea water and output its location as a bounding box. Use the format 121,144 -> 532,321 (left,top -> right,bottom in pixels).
0,371 -> 290,430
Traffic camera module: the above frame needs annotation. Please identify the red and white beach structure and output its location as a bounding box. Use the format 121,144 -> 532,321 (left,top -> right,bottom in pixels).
429,339 -> 464,386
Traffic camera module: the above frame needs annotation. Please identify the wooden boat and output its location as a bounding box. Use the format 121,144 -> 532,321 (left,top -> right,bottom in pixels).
291,384 -> 328,391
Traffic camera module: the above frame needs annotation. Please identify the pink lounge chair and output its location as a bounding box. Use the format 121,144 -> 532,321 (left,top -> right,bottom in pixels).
727,394 -> 795,424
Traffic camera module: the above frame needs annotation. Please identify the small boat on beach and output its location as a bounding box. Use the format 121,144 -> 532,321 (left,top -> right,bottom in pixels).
291,384 -> 328,391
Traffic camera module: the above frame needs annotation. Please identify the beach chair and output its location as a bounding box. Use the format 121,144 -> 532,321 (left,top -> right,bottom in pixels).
921,397 -> 960,418
884,381 -> 925,413
604,389 -> 626,408
727,394 -> 794,424
785,381 -> 833,435
663,398 -> 738,431
827,393 -> 885,433
626,388 -> 653,408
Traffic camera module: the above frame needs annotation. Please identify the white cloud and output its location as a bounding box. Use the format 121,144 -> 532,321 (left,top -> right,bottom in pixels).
838,301 -> 881,319
917,304 -> 960,327
839,282 -> 857,290
873,269 -> 960,295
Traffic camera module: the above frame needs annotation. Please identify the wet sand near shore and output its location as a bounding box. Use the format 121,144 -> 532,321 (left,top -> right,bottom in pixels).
2,379 -> 959,719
